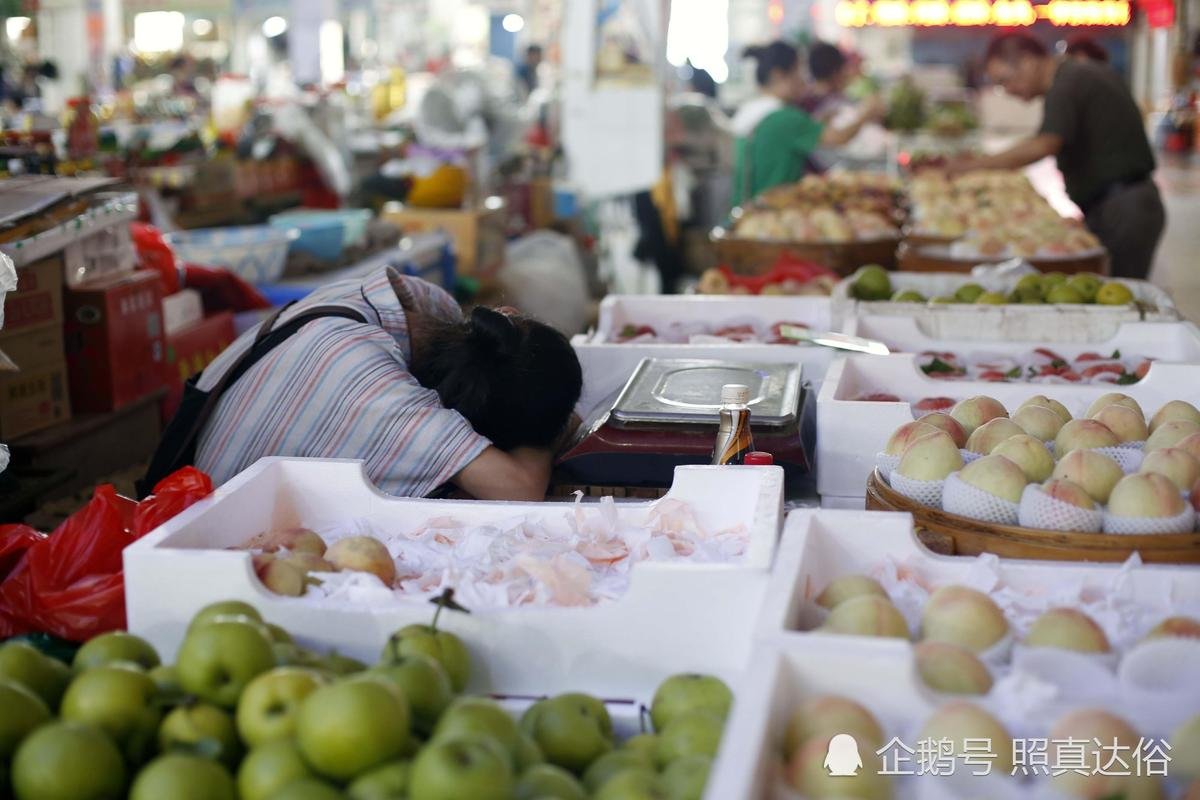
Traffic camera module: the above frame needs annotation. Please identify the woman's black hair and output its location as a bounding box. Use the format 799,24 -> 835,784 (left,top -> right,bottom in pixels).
808,42 -> 848,82
743,40 -> 799,87
411,307 -> 582,451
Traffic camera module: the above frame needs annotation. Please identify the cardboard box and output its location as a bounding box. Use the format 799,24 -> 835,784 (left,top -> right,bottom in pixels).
162,311 -> 236,421
381,202 -> 506,279
0,324 -> 66,372
1,256 -> 64,336
0,360 -> 71,439
64,270 -> 166,414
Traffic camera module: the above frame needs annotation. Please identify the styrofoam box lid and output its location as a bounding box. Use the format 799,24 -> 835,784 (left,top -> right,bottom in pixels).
816,353 -> 1200,499
588,294 -> 834,342
830,273 -> 1179,343
124,458 -> 784,698
842,317 -> 1200,363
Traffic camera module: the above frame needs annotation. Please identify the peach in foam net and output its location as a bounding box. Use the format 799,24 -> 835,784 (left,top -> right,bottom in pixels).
1019,394 -> 1072,424
1144,419 -> 1200,452
916,411 -> 967,448
1138,447 -> 1200,492
956,454 -> 1028,503
991,435 -> 1055,482
1011,404 -> 1065,441
1107,472 -> 1187,519
949,395 -> 1008,437
1054,418 -> 1119,457
965,418 -> 1025,455
1149,399 -> 1200,433
1091,403 -> 1149,443
1051,449 -> 1124,503
1085,391 -> 1144,420
884,421 -> 940,456
895,430 -> 963,482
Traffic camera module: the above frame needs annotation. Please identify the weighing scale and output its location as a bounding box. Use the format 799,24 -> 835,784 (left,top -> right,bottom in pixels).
555,358 -> 811,491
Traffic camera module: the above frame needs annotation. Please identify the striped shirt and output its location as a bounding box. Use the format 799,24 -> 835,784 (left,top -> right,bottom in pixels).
194,268 -> 491,497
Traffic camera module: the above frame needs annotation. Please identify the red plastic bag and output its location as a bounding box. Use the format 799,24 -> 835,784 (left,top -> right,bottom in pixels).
0,468 -> 214,641
131,222 -> 182,294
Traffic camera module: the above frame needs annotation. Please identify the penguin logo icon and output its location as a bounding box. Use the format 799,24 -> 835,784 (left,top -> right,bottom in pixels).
823,733 -> 863,776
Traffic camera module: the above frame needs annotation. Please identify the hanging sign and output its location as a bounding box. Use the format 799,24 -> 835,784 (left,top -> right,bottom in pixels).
834,0 -> 1132,26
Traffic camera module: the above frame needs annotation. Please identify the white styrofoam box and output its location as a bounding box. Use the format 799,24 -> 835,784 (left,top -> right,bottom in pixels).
587,294 -> 834,342
830,272 -> 1179,342
816,353 -> 1200,500
843,317 -> 1200,363
819,494 -> 866,510
125,458 -> 784,699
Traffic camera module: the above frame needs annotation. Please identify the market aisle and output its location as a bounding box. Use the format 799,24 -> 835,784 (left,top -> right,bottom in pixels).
1151,161 -> 1200,323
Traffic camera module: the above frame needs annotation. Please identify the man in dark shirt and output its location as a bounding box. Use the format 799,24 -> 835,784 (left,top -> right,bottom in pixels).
951,33 -> 1164,279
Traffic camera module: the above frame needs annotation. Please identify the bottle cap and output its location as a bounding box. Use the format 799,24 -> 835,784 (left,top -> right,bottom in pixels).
721,384 -> 751,406
744,451 -> 774,465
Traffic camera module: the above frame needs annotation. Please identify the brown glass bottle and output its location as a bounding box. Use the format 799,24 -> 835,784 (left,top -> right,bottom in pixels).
711,384 -> 755,465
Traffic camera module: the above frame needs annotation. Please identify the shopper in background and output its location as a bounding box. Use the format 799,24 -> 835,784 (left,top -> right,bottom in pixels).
516,44 -> 543,95
800,41 -> 853,119
950,32 -> 1163,280
731,40 -> 882,207
191,269 -> 582,501
1064,35 -> 1110,64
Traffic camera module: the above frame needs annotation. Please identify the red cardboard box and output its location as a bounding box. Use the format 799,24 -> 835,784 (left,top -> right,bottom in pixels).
162,311 -> 236,421
64,270 -> 166,413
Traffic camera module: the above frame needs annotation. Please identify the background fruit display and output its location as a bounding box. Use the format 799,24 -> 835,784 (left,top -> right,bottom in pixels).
914,346 -> 1153,386
732,204 -> 897,243
0,600 -> 733,800
849,267 -> 1139,309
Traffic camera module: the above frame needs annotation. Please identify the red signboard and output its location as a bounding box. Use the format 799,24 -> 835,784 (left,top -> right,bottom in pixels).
834,0 -> 1132,26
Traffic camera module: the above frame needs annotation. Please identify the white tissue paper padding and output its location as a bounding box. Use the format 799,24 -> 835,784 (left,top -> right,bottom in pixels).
1102,505 -> 1195,535
941,472 -> 1021,525
1017,483 -> 1103,533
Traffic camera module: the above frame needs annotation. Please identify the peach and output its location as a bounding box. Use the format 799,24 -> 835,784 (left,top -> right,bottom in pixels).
1019,394 -> 1072,424
1149,399 -> 1200,433
957,454 -> 1028,503
950,396 -> 1008,436
1173,714 -> 1200,778
783,694 -> 886,755
241,527 -> 328,556
1041,478 -> 1096,510
1011,404 -> 1065,441
1144,420 -> 1200,452
822,595 -> 910,639
884,421 -> 940,456
1050,710 -> 1143,799
991,435 -> 1055,482
1177,433 -> 1200,463
1051,450 -> 1124,503
253,554 -> 306,597
921,585 -> 1009,653
1107,473 -> 1187,518
1054,418 -> 1119,457
895,430 -> 964,482
325,536 -> 397,586
787,734 -> 892,800
917,411 -> 968,448
917,702 -> 1014,774
1024,607 -> 1111,653
1085,391 -> 1144,420
1138,447 -> 1200,492
1144,615 -> 1200,641
281,551 -> 336,573
1091,403 -> 1149,443
913,641 -> 993,695
815,575 -> 888,610
965,418 -> 1025,455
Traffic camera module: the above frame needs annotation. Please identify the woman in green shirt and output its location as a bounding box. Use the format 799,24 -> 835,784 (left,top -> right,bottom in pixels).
731,41 -> 882,207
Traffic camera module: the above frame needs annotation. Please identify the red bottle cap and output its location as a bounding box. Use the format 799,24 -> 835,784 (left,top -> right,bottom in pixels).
743,451 -> 774,465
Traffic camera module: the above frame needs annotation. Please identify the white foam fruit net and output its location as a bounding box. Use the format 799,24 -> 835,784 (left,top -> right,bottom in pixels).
1017,484 -> 1103,533
1102,505 -> 1196,535
1091,445 -> 1144,474
959,448 -> 983,465
875,452 -> 900,482
888,472 -> 946,509
941,472 -> 1020,525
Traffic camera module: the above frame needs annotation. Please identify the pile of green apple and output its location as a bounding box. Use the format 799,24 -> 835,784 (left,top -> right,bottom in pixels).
850,267 -> 1138,306
0,599 -> 733,800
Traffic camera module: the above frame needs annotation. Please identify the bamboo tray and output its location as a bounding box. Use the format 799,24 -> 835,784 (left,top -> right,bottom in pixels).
865,469 -> 1200,563
897,242 -> 1109,275
711,227 -> 899,276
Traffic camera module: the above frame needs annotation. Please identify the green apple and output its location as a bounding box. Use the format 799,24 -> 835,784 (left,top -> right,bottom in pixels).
583,751 -> 651,793
176,619 -> 276,708
11,721 -> 126,800
370,654 -> 453,736
60,663 -> 160,763
296,676 -> 410,782
661,755 -> 711,800
188,600 -> 263,631
409,738 -> 514,800
320,651 -> 368,675
346,760 -> 410,800
149,665 -> 181,695
0,641 -> 72,710
267,779 -> 345,800
129,753 -> 235,800
650,674 -> 732,732
516,733 -> 545,770
236,666 -> 326,747
655,710 -> 724,767
236,740 -> 315,800
1067,273 -> 1102,303
0,679 -> 50,759
72,632 -> 160,673
592,768 -> 666,800
433,697 -> 520,765
622,734 -> 658,764
522,693 -> 613,773
265,623 -> 293,643
382,625 -> 470,691
515,763 -> 586,800
158,703 -> 242,768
